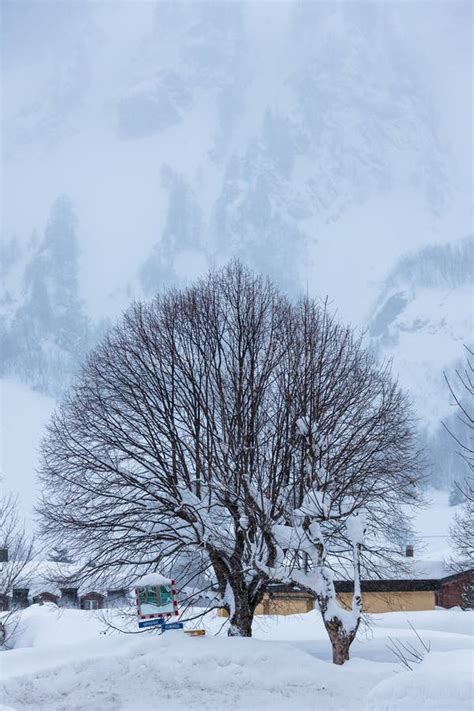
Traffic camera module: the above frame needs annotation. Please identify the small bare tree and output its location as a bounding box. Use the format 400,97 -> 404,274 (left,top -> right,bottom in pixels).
387,620 -> 431,671
264,300 -> 421,664
444,347 -> 474,606
0,489 -> 35,647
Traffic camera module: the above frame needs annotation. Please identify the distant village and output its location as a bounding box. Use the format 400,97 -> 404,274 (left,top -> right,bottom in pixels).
1,545 -> 471,616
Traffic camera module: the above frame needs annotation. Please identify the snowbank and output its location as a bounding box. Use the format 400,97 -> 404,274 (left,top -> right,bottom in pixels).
365,649 -> 474,711
1,606 -> 472,710
1,633 -> 338,710
368,607 -> 474,637
2,603 -> 106,650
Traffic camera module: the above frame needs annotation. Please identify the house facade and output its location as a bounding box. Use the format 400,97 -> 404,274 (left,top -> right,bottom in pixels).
219,564 -> 474,617
2,552 -> 472,616
0,558 -> 129,612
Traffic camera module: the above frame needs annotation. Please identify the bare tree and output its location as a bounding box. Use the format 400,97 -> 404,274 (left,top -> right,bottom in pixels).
0,488 -> 35,647
263,300 -> 421,664
444,347 -> 474,606
450,480 -> 474,558
39,264 -> 296,636
443,345 -> 474,473
39,263 -> 420,649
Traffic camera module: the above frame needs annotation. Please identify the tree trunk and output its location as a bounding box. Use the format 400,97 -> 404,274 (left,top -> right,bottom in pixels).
224,576 -> 261,637
209,549 -> 264,638
226,581 -> 258,637
325,619 -> 356,665
330,633 -> 352,665
228,604 -> 253,637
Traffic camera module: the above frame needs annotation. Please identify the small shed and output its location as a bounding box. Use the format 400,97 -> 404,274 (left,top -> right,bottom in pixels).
107,588 -> 128,606
80,591 -> 105,610
32,591 -> 59,605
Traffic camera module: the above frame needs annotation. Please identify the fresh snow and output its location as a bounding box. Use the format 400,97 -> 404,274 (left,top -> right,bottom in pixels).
345,512 -> 367,546
1,604 -> 472,710
0,379 -> 55,525
133,573 -> 172,588
365,650 -> 473,711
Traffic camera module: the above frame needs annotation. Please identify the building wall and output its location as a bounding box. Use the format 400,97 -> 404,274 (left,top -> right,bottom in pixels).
217,589 -> 435,617
263,590 -> 436,615
437,573 -> 471,608
218,592 -> 315,618
80,592 -> 105,610
256,593 -> 315,616
338,590 -> 435,613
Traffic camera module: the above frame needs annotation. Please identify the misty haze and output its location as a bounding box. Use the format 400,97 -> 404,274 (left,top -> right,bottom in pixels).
1,2 -> 472,710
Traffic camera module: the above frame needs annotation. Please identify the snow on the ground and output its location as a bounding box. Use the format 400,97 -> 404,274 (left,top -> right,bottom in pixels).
1,604 -> 472,710
365,649 -> 473,711
0,379 -> 55,525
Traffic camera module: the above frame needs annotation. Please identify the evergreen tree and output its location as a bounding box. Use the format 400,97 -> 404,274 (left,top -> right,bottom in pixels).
48,546 -> 72,563
1,195 -> 93,396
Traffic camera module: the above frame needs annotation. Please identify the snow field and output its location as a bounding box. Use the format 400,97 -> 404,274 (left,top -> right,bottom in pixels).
1,604 -> 472,710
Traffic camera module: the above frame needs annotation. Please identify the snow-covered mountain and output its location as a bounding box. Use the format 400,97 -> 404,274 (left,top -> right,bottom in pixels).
1,2 -> 472,507
3,2 -> 471,319
369,236 -> 473,429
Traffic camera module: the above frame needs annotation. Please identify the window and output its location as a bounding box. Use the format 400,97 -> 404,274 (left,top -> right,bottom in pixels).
82,598 -> 99,610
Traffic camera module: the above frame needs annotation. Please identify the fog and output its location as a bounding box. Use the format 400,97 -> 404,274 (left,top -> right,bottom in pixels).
1,2 -> 472,520
2,1 -> 471,323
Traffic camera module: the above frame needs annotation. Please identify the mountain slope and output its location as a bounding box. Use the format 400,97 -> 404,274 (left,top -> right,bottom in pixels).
2,2 -> 471,323
369,236 -> 473,428
1,2 -> 472,504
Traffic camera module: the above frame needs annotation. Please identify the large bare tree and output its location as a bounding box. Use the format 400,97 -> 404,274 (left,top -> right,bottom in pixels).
39,263 -> 420,650
40,264 -> 295,635
445,346 -> 474,607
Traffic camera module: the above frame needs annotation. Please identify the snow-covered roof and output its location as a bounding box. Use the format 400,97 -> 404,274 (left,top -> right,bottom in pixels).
1,560 -> 87,597
358,559 -> 450,582
385,559 -> 450,581
1,561 -> 178,598
133,573 -> 172,588
328,557 -> 460,584
1,560 -> 124,597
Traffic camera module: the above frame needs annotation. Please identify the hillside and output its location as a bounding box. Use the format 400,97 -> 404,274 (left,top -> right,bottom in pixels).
3,2 -> 471,322
0,379 -> 55,523
369,236 -> 473,428
1,2 -> 472,502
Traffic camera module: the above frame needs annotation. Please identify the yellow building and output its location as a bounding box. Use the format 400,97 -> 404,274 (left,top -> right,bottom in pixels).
219,560 -> 473,617
251,581 -> 436,616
